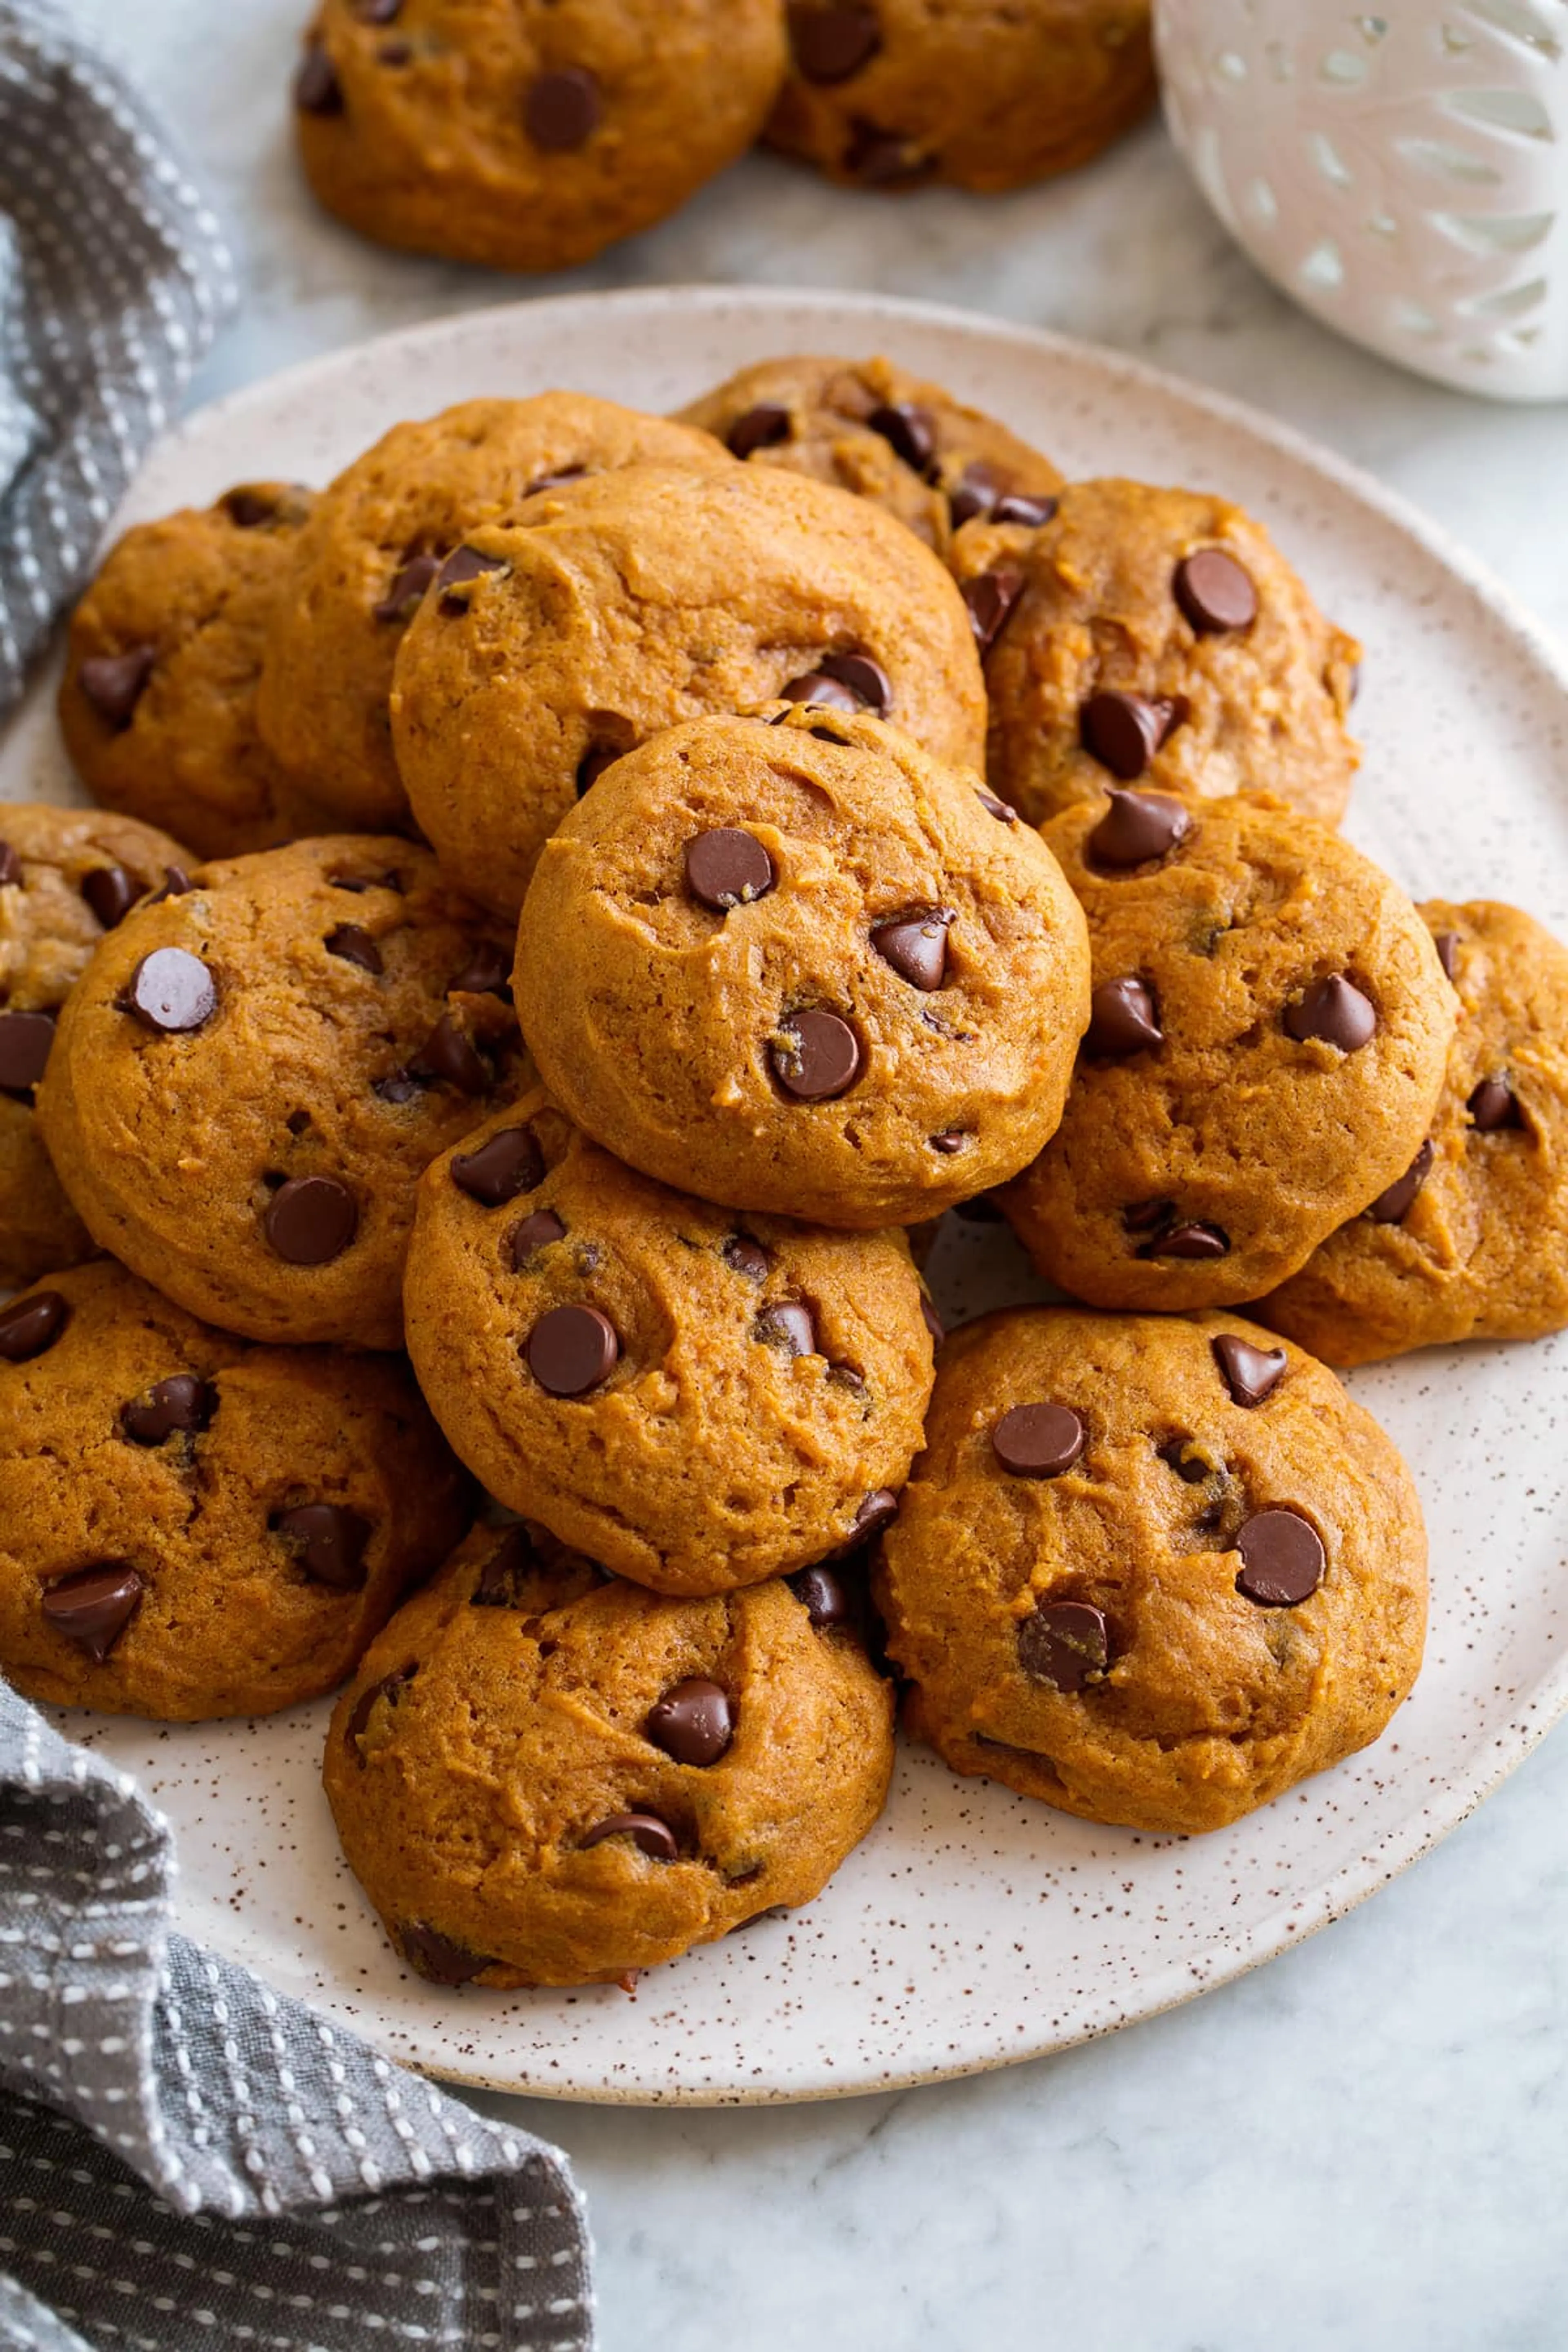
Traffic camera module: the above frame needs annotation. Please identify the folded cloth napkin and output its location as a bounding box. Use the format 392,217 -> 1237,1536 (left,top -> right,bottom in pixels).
0,1683 -> 596,2352
0,0 -> 237,716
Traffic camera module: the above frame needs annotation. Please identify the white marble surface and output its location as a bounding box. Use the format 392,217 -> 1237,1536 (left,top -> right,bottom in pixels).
58,3 -> 1568,2345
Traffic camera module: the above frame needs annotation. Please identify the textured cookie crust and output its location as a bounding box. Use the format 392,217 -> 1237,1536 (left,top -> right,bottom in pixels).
767,0 -> 1155,192
325,1530 -> 895,1987
405,1090 -> 935,1594
514,707 -> 1090,1226
1000,792 -> 1456,1309
390,461 -> 988,915
951,478 -> 1361,827
0,1261 -> 464,1721
59,484 -> 333,858
37,836 -> 522,1350
676,352 -> 1062,553
1261,900 -> 1568,1363
294,0 -> 788,273
256,394 -> 729,832
875,1305 -> 1428,1835
0,802 -> 191,1288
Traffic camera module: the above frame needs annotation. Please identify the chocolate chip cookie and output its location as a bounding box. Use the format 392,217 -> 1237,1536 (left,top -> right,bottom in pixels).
324,1526 -> 895,1987
998,791 -> 1456,1309
37,836 -> 523,1351
59,484 -> 335,859
392,459 -> 989,916
1,803 -> 192,1290
513,707 -> 1090,1226
875,1305 -> 1428,1835
293,0 -> 788,273
950,478 -> 1361,827
1260,901 -> 1568,1364
256,394 -> 729,835
676,353 -> 1062,554
0,1259 -> 465,1720
405,1087 -> 934,1595
768,0 -> 1155,192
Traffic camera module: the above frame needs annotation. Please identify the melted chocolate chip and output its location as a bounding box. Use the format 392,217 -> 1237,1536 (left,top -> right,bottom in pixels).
1367,1138 -> 1434,1223
1235,1508 -> 1325,1606
576,745 -> 621,795
646,1679 -> 735,1767
1087,788 -> 1191,869
435,544 -> 508,611
851,1488 -> 899,1539
844,120 -> 931,185
724,1235 -> 769,1281
866,400 -> 935,473
1140,1221 -> 1229,1261
472,1525 -> 537,1606
817,650 -> 891,713
1080,690 -> 1177,782
78,645 -> 155,728
779,671 -> 860,715
526,1304 -> 619,1395
992,1402 -> 1086,1478
0,1290 -> 68,1361
40,1563 -> 143,1662
81,864 -> 139,930
1433,931 -> 1460,983
120,949 -> 216,1034
993,491 -> 1058,528
325,923 -> 383,974
0,1010 -> 53,1094
400,1923 -> 489,1984
452,1126 -> 542,1207
1283,976 -> 1377,1052
510,1208 -> 568,1267
410,1013 -> 488,1096
525,65 -> 602,150
755,1301 -> 817,1358
1085,976 -> 1161,1057
272,1503 -> 371,1590
347,1662 -> 415,1752
449,941 -> 512,998
789,1 -> 882,81
872,909 -> 949,991
962,566 -> 1024,656
263,1175 -> 358,1265
1212,1333 -> 1286,1408
222,486 -> 283,528
930,1129 -> 967,1154
120,1374 -> 214,1445
685,828 -> 775,911
771,1010 -> 862,1101
147,865 -> 194,904
580,1812 -> 679,1860
1174,548 -> 1258,634
293,38 -> 343,114
727,403 -> 791,459
373,551 -> 443,622
1469,1076 -> 1522,1132
976,788 -> 1017,824
789,1563 -> 851,1628
1017,1598 -> 1109,1692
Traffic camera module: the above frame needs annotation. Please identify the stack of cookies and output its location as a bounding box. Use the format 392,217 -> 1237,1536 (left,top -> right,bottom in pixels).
3,356 -> 1564,1993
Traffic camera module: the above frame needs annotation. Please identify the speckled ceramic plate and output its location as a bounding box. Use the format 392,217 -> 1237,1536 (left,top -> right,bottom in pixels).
5,288 -> 1567,2106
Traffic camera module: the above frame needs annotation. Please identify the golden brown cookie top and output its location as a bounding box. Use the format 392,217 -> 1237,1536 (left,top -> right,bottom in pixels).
874,1304 -> 1428,1834
36,835 -> 523,1351
1260,900 -> 1568,1363
404,1088 -> 935,1595
999,790 -> 1456,1309
676,352 -> 1062,552
0,1258 -> 465,1720
950,477 -> 1361,827
512,706 -> 1089,1226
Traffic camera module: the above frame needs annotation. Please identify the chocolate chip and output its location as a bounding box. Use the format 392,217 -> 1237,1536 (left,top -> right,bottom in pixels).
930,1130 -> 967,1154
0,841 -> 20,888
293,38 -> 343,114
685,828 -> 775,911
1085,976 -> 1161,1057
1017,1598 -> 1109,1692
580,1813 -> 679,1860
0,1291 -> 68,1362
1122,1198 -> 1173,1235
576,746 -> 620,795
920,1293 -> 944,1344
1159,1437 -> 1210,1484
851,1488 -> 899,1538
472,1525 -> 537,1606
948,464 -> 1004,528
771,1010 -> 862,1101
1174,549 -> 1258,634
525,65 -> 601,150
1235,1508 -> 1325,1606
992,1402 -> 1086,1478
148,865 -> 194,904
40,1563 -> 143,1662
1434,931 -> 1460,983
527,465 -> 587,496
1080,690 -> 1177,782
844,120 -> 930,185
976,788 -> 1017,824
372,1072 -> 421,1105
272,1503 -> 371,1590
817,650 -> 892,713
789,1 -> 882,80
221,486 -> 281,528
1469,1076 -> 1522,1132
1283,976 -> 1377,1052
1088,787 -> 1192,869
435,544 -> 508,611
452,1126 -> 542,1207
325,923 -> 383,974
120,1374 -> 214,1444
0,1010 -> 53,1094
755,1301 -> 817,1358
120,948 -> 216,1034
723,1235 -> 768,1281
789,1564 -> 851,1628
449,942 -> 512,998
1212,1333 -> 1287,1408
510,1208 -> 567,1267
646,1678 -> 735,1767
373,551 -> 442,622
871,908 -> 950,991
354,0 -> 402,20
779,671 -> 860,715
962,567 -> 1024,656
727,403 -> 791,459
1368,1138 -> 1434,1223
1141,1221 -> 1229,1261
264,1175 -> 358,1265
400,1923 -> 489,1984
78,645 -> 155,729
410,1013 -> 488,1096
82,864 -> 139,929
992,492 -> 1058,528
867,400 -> 935,473
332,871 -> 403,895
527,1303 -> 619,1395
347,1663 -> 415,1751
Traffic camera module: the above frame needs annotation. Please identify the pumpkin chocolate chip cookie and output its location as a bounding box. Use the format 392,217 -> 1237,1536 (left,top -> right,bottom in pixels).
0,802 -> 192,1290
255,394 -> 729,834
58,483 -> 335,858
36,836 -> 523,1350
875,1305 -> 1428,1835
404,1088 -> 934,1595
950,477 -> 1361,827
676,353 -> 1062,554
324,1527 -> 895,1987
292,0 -> 788,273
1260,901 -> 1568,1363
998,791 -> 1456,1310
512,707 -> 1090,1227
391,459 -> 989,916
768,0 -> 1156,192
0,1259 -> 465,1721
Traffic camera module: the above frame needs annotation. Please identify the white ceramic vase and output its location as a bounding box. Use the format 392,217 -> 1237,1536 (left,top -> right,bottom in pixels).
1156,0 -> 1568,399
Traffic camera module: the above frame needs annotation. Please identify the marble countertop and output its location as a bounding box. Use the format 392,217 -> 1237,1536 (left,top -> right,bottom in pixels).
63,4 -> 1568,2346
